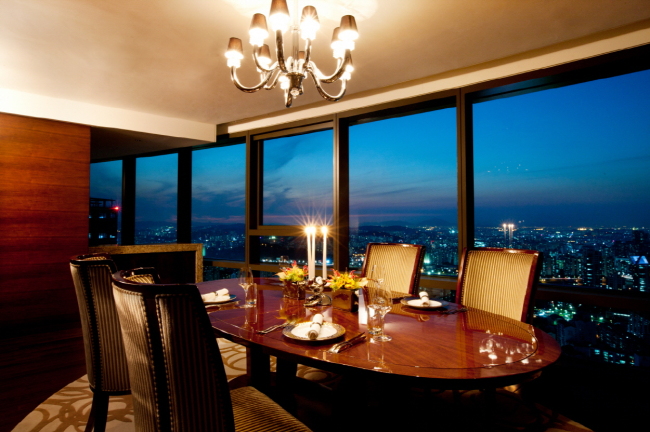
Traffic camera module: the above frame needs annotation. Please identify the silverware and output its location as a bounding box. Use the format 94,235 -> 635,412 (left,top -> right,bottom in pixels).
442,307 -> 468,315
256,322 -> 288,334
328,332 -> 366,353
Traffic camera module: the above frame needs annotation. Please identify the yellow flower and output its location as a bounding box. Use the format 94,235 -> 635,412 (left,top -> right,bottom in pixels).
326,270 -> 368,291
277,261 -> 308,283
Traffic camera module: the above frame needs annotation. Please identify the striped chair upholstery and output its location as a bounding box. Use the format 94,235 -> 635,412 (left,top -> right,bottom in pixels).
121,267 -> 160,284
69,253 -> 130,432
456,248 -> 543,323
361,243 -> 426,297
111,270 -> 312,432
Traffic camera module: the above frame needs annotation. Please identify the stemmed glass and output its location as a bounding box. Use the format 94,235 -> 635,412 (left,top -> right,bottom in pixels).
368,265 -> 392,342
278,256 -> 290,270
238,267 -> 254,308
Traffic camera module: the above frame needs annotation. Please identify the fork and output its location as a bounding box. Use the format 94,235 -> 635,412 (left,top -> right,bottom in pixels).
442,307 -> 468,315
256,322 -> 289,334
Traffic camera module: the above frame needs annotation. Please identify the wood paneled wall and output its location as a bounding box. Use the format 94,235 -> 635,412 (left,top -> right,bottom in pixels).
0,113 -> 91,333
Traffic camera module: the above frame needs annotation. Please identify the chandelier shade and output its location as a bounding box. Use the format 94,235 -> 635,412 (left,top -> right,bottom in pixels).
225,0 -> 358,108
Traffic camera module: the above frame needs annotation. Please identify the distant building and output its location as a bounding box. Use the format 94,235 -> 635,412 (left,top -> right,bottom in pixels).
89,198 -> 119,246
629,255 -> 649,292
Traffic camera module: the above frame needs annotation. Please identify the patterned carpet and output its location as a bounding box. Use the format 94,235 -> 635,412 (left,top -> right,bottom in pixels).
12,339 -> 592,432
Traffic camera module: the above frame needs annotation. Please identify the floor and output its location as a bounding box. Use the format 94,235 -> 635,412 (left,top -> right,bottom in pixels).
0,321 -> 86,432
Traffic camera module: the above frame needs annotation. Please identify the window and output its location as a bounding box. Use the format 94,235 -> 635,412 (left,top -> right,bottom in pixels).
473,68 -> 650,366
473,70 -> 650,290
192,144 -> 246,260
262,129 -> 333,226
348,108 -> 458,275
135,153 -> 178,244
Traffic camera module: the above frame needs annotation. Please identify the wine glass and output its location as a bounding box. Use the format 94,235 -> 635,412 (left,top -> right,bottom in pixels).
368,287 -> 393,342
279,256 -> 290,270
368,265 -> 392,342
238,267 -> 254,308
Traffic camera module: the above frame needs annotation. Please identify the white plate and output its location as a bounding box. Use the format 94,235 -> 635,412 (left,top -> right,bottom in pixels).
400,297 -> 448,310
204,294 -> 237,305
283,322 -> 346,341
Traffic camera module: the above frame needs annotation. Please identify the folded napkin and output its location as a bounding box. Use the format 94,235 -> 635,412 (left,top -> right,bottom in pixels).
419,291 -> 430,306
201,288 -> 230,303
307,313 -> 324,340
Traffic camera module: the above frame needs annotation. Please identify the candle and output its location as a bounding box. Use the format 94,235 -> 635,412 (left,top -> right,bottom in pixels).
305,226 -> 316,281
321,226 -> 328,279
310,227 -> 316,280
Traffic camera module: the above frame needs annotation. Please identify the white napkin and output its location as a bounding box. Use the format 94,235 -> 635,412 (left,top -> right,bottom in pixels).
419,291 -> 430,306
307,313 -> 324,340
201,288 -> 230,303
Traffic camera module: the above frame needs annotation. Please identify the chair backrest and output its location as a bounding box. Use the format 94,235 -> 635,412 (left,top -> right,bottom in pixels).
111,270 -> 235,432
120,266 -> 161,284
69,253 -> 130,393
361,243 -> 426,297
455,248 -> 543,323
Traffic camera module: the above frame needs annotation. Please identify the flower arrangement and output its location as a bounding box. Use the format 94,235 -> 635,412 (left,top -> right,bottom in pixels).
276,261 -> 308,283
326,270 -> 368,292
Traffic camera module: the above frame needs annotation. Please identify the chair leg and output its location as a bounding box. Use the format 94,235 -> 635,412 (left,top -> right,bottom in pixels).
85,391 -> 109,432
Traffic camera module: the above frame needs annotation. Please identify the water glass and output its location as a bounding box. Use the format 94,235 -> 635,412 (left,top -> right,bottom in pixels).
245,283 -> 258,307
369,287 -> 393,342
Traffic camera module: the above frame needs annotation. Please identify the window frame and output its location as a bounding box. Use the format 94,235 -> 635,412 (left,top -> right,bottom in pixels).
90,44 -> 650,311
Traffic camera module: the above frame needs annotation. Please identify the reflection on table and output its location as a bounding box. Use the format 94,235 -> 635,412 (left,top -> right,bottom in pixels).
201,278 -> 561,389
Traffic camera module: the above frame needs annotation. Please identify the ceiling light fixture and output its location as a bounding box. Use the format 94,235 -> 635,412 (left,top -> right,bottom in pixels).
225,0 -> 358,108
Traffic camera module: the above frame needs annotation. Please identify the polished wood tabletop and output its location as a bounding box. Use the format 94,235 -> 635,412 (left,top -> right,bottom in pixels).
201,278 -> 561,389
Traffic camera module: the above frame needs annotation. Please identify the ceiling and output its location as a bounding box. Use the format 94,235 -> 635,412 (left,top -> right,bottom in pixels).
1,0 -> 650,158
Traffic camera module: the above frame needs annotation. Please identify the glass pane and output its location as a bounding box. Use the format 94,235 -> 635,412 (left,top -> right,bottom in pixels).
203,266 -> 240,282
135,153 -> 178,244
89,160 -> 122,245
192,145 -> 246,260
473,70 -> 650,293
533,300 -> 648,367
474,70 -> 650,371
263,129 -> 333,225
258,235 -> 333,275
349,108 -> 458,274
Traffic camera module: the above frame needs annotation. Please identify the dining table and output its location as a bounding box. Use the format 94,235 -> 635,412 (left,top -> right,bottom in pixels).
199,277 -> 561,392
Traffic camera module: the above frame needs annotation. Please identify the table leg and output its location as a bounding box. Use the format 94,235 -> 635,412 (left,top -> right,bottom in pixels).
246,345 -> 270,392
275,358 -> 298,412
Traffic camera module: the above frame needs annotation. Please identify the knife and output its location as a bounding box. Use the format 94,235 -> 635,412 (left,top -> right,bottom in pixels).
332,333 -> 367,353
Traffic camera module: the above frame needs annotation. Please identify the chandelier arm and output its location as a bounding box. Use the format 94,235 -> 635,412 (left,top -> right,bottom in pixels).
275,30 -> 290,73
253,51 -> 276,73
308,72 -> 347,102
308,51 -> 350,84
230,67 -> 273,93
263,68 -> 283,90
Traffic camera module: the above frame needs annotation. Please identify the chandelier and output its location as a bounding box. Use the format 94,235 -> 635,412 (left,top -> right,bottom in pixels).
225,0 -> 358,108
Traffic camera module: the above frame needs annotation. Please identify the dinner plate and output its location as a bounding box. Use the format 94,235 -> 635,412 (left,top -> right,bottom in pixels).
203,294 -> 237,305
283,322 -> 346,341
400,297 -> 448,310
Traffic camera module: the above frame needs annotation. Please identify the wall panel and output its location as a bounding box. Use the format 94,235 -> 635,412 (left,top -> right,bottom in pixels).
0,113 -> 90,331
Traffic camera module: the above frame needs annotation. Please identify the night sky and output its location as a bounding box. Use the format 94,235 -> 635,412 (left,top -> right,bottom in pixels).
90,69 -> 650,229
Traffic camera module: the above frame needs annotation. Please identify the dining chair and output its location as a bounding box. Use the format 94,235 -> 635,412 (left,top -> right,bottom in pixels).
111,270 -> 312,432
456,247 -> 543,324
119,266 -> 160,284
361,242 -> 426,297
69,253 -> 130,432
